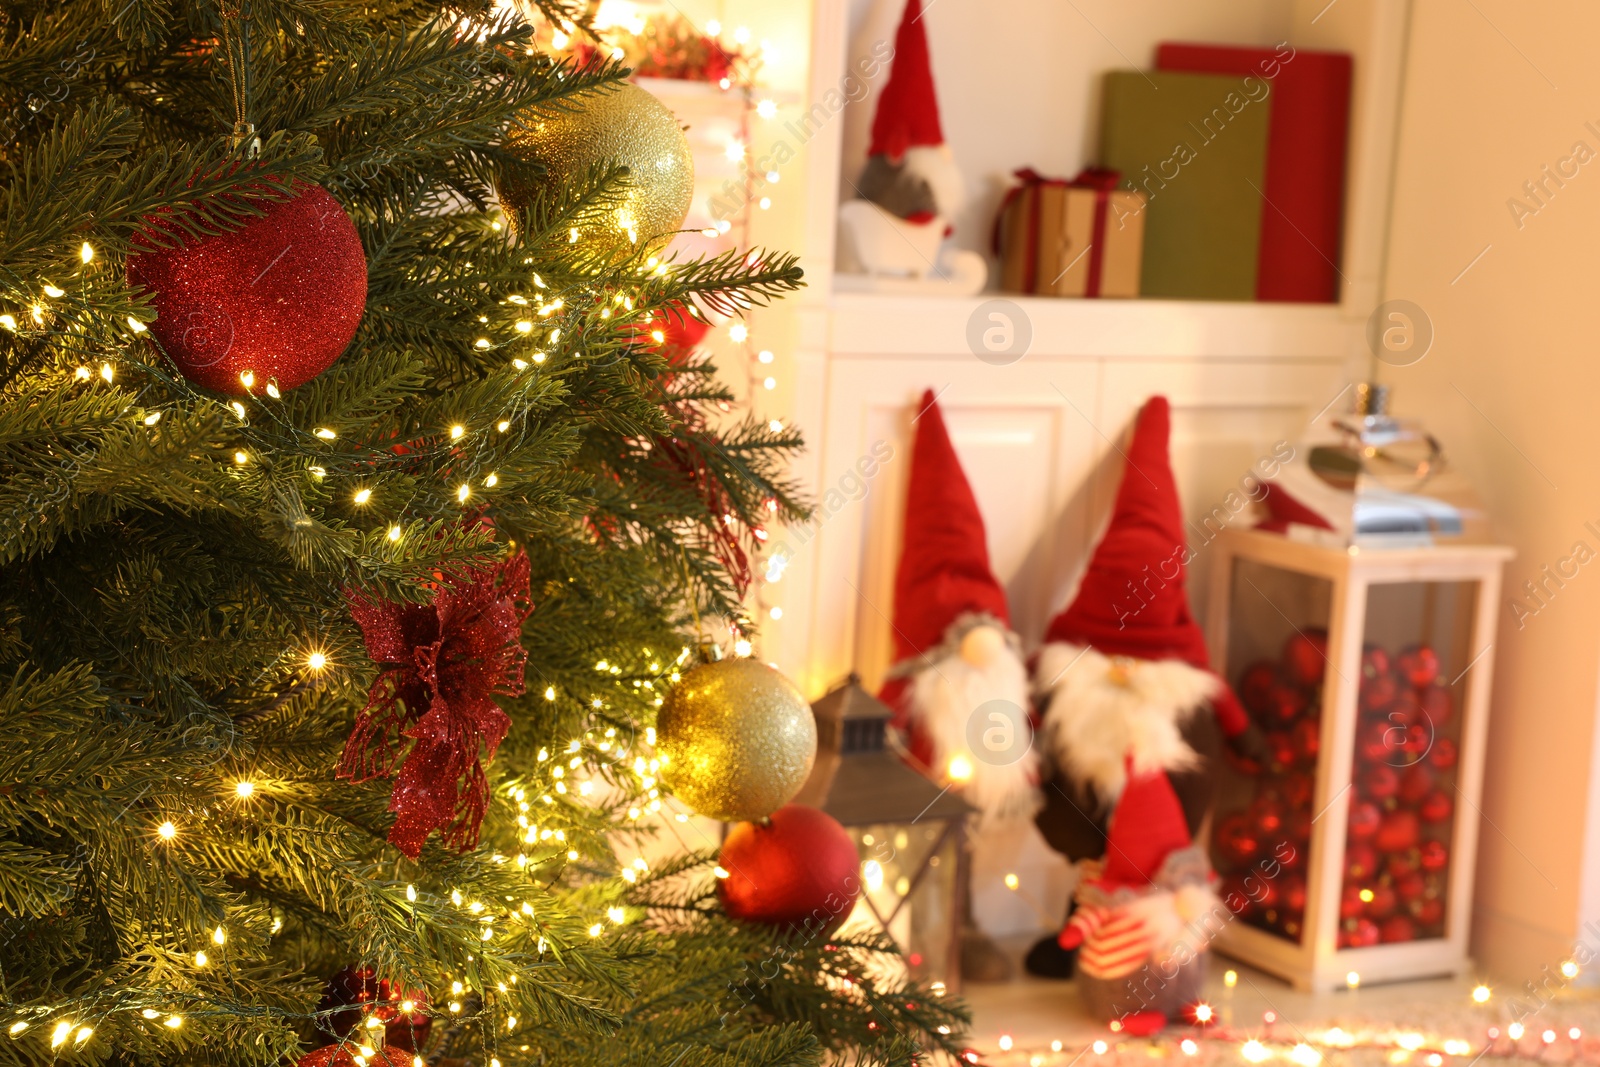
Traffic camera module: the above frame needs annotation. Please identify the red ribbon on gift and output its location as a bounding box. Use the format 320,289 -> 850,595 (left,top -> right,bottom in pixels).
993,166 -> 1125,296
1070,167 -> 1122,298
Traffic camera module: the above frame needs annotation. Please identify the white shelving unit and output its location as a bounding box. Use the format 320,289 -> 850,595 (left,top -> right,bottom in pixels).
736,0 -> 1419,941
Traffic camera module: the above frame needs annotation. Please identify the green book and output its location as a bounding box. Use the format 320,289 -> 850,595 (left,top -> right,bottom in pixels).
1100,70 -> 1272,301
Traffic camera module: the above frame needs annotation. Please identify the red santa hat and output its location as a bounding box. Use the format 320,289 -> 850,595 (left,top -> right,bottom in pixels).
1043,396 -> 1248,736
868,0 -> 946,161
1094,762 -> 1193,890
887,389 -> 1009,663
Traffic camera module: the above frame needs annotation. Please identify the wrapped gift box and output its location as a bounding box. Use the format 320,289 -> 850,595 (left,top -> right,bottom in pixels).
995,168 -> 1145,298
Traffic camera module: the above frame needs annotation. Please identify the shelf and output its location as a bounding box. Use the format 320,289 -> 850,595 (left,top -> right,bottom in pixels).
816,290 -> 1362,361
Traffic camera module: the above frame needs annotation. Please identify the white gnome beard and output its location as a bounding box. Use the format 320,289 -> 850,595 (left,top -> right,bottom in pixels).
1116,885 -> 1222,962
908,644 -> 1040,824
1037,643 -> 1218,804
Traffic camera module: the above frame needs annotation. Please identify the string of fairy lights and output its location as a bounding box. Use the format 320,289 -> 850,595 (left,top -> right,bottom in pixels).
963,962 -> 1600,1067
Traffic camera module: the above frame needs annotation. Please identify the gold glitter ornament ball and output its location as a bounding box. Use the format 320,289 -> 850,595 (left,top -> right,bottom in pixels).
657,659 -> 817,822
501,82 -> 693,247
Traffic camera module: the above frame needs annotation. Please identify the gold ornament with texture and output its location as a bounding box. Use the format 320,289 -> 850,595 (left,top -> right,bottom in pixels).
657,658 -> 816,822
500,82 -> 693,247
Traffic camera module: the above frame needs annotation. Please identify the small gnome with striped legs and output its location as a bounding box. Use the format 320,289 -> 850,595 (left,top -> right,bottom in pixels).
1056,758 -> 1220,1034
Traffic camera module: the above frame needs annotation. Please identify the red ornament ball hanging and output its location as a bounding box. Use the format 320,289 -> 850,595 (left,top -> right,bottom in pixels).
296,1046 -> 410,1067
127,182 -> 366,394
717,805 -> 860,935
318,967 -> 431,1052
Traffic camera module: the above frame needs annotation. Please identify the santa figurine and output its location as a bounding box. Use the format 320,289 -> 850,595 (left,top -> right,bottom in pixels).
1027,395 -> 1266,977
836,0 -> 985,292
879,390 -> 1039,828
1056,759 -> 1221,1034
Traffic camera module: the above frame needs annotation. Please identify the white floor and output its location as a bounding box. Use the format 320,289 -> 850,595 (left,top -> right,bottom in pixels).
957,942 -> 1600,1066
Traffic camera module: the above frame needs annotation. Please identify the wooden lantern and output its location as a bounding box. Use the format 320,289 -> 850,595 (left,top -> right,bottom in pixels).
1204,529 -> 1512,991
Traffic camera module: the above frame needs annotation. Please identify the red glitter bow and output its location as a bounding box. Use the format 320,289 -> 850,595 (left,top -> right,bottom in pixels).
339,553 -> 533,858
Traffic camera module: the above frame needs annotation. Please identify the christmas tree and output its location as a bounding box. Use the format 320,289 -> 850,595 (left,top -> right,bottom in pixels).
0,2 -> 965,1065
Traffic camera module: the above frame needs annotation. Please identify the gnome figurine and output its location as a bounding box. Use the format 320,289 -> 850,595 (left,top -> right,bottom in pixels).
1057,761 -> 1222,1035
1026,396 -> 1265,978
837,0 -> 984,292
879,390 -> 1039,827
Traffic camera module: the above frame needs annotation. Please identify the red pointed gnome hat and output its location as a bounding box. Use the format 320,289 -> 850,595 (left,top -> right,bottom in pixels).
868,0 -> 946,160
1044,396 -> 1209,666
1095,761 -> 1193,889
1044,397 -> 1250,735
888,390 -> 1009,663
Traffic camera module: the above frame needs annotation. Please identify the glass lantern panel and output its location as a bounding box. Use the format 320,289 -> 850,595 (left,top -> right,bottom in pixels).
837,822 -> 961,986
1340,579 -> 1477,950
1209,557 -> 1335,946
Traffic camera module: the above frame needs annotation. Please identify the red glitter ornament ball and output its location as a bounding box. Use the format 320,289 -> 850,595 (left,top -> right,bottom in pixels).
1419,839 -> 1450,872
1375,810 -> 1421,853
296,1046 -> 409,1067
318,966 -> 432,1052
127,182 -> 366,394
718,805 -> 860,936
1281,629 -> 1328,687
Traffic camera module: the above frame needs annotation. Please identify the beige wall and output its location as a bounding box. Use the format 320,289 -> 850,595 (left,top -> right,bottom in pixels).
1385,0 -> 1600,980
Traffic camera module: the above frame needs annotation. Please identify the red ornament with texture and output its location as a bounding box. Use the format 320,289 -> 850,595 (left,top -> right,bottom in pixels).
339,553 -> 533,858
1414,896 -> 1445,925
318,967 -> 432,1052
297,1047 -> 410,1067
1250,795 -> 1285,837
718,805 -> 861,935
1419,839 -> 1450,872
127,182 -> 366,394
1395,871 -> 1426,904
1411,682 -> 1454,726
1359,673 -> 1398,714
1282,874 -> 1308,913
1339,885 -> 1365,920
1430,738 -> 1459,770
1364,883 -> 1397,918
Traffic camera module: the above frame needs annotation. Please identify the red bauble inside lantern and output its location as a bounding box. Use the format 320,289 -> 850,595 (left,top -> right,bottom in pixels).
1380,915 -> 1417,944
1346,842 -> 1379,881
1348,918 -> 1381,947
1414,897 -> 1445,925
1250,795 -> 1285,837
1361,644 -> 1392,681
1429,738 -> 1460,770
1397,644 -> 1441,687
1291,718 -> 1321,765
1399,763 -> 1434,804
1363,883 -> 1397,918
127,182 -> 367,394
1395,871 -> 1426,904
1359,674 -> 1399,714
1240,661 -> 1279,715
1267,683 -> 1309,725
717,805 -> 860,935
1375,810 -> 1421,853
1411,682 -> 1454,727
1420,790 -> 1454,824
1362,764 -> 1399,801
1282,629 -> 1329,687
1217,813 -> 1262,866
1419,839 -> 1450,872
1282,874 -> 1308,913
1347,800 -> 1382,841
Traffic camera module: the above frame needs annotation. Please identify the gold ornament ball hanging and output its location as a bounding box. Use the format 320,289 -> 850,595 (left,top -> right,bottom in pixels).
501,82 -> 694,247
657,659 -> 817,822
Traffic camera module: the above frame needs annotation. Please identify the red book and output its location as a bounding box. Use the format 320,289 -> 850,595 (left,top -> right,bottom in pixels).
1156,43 -> 1352,303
